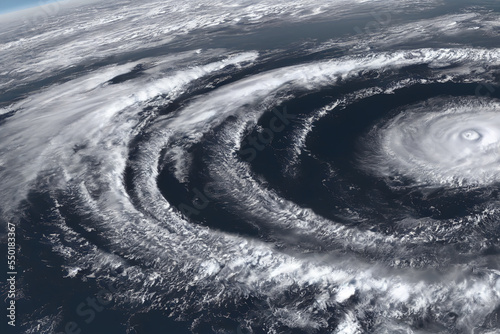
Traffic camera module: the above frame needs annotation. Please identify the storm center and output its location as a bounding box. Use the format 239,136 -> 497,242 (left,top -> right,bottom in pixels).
461,129 -> 481,141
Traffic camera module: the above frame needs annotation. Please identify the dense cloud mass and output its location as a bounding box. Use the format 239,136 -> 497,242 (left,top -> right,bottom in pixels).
1,1 -> 500,333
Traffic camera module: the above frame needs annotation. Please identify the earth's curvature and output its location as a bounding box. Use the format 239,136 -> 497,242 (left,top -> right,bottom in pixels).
1,0 -> 500,333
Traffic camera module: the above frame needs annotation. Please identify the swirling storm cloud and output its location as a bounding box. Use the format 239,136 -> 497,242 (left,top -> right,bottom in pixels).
1,0 -> 500,333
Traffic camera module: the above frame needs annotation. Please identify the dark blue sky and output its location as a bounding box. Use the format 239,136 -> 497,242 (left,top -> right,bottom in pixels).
0,0 -> 60,14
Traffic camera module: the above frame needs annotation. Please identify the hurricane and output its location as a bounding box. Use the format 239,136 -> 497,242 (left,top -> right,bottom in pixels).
361,97 -> 500,187
1,0 -> 500,333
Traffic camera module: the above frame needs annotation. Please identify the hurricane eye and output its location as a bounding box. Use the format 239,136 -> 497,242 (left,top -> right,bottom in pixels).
461,129 -> 481,141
